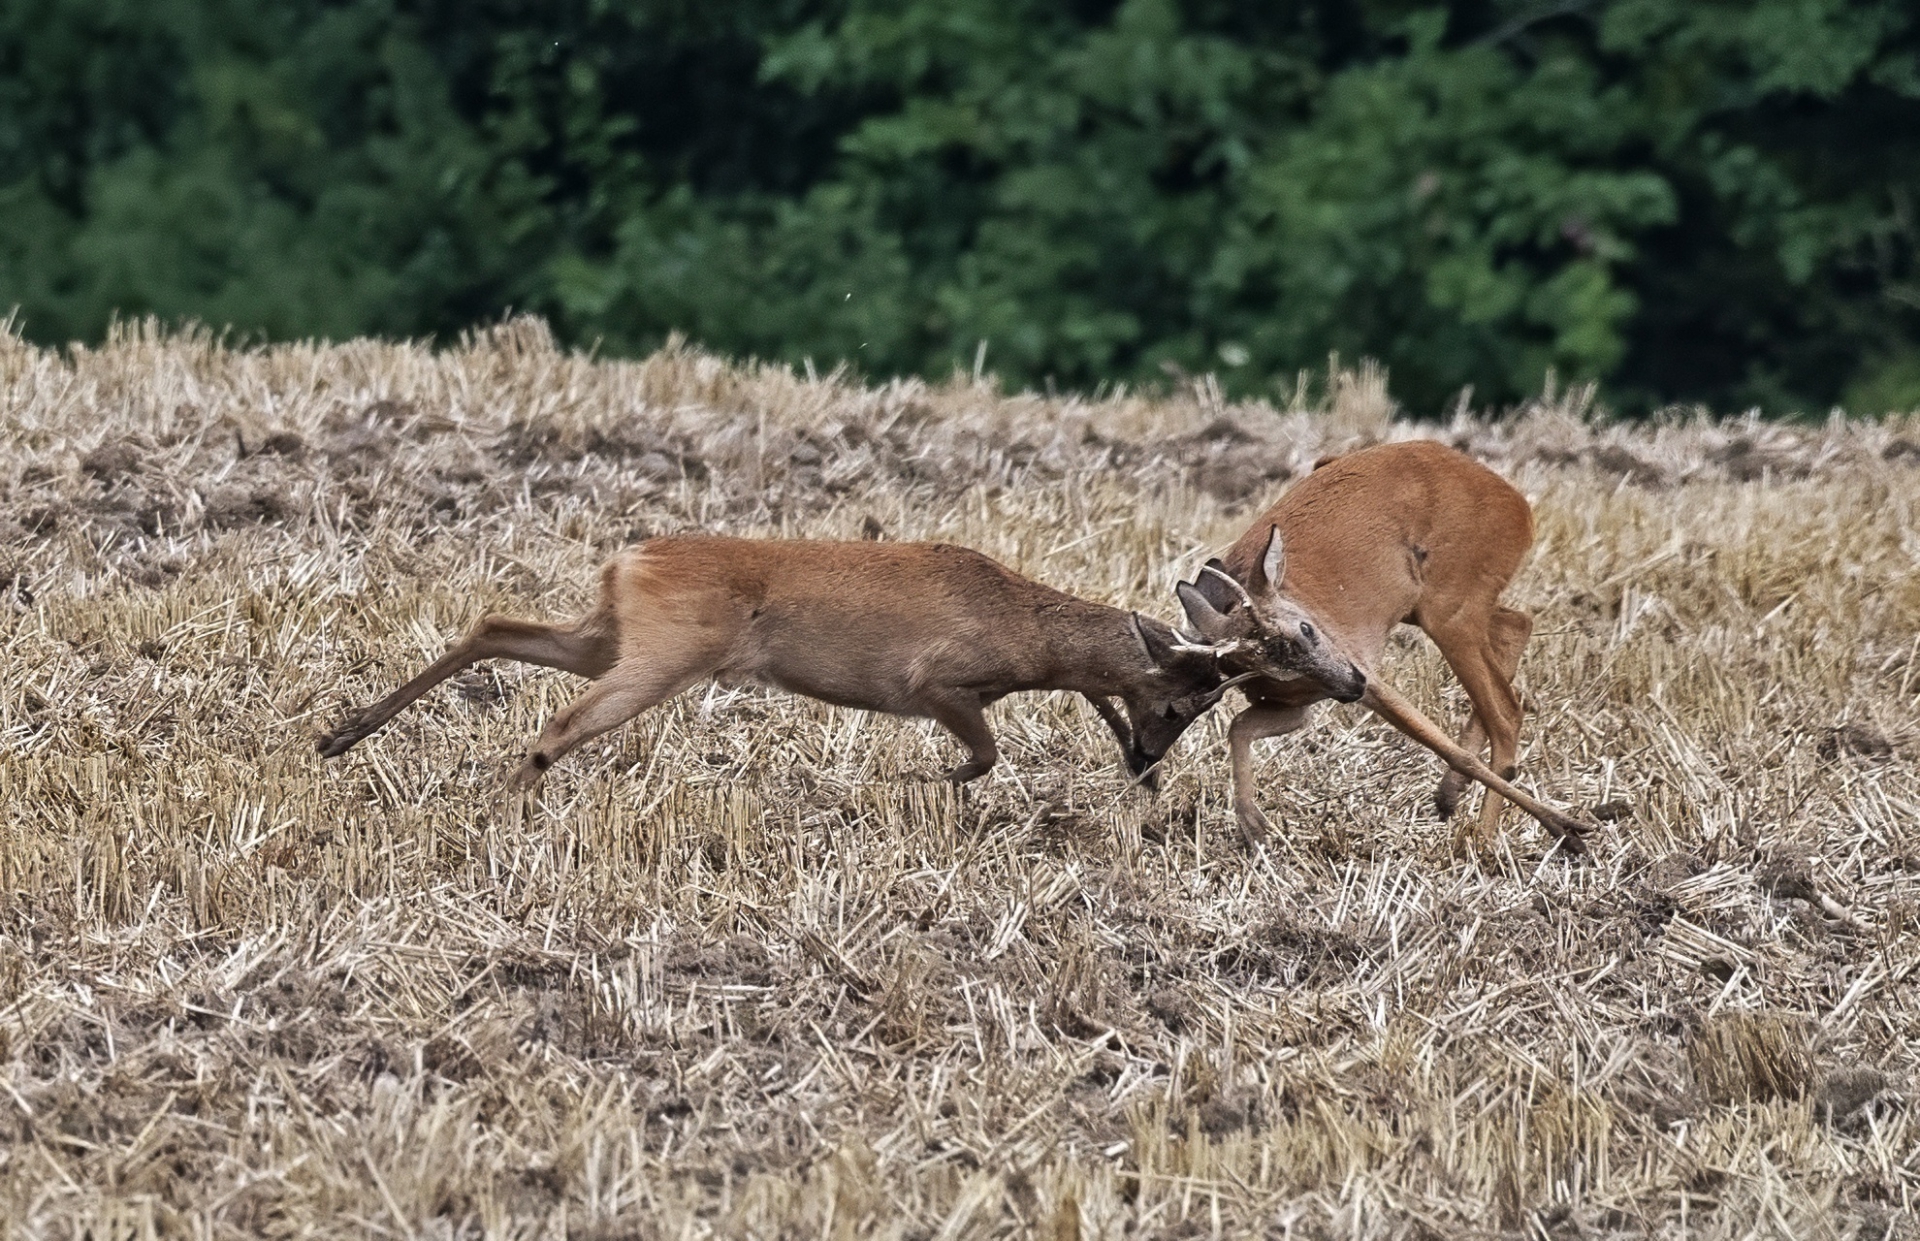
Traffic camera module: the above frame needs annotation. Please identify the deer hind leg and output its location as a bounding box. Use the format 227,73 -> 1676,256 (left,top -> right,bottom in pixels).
1427,612 -> 1529,855
1432,606 -> 1533,831
508,654 -> 710,791
318,612 -> 618,758
1226,704 -> 1311,848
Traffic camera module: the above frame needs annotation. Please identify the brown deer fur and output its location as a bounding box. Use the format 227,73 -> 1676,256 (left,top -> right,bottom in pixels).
1174,440 -> 1590,852
318,536 -> 1233,790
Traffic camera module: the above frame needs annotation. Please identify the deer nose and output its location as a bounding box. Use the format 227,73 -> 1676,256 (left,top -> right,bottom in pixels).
1336,664 -> 1366,703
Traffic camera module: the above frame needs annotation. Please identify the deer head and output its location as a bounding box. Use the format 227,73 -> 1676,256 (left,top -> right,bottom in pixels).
1173,527 -> 1367,703
1112,613 -> 1256,787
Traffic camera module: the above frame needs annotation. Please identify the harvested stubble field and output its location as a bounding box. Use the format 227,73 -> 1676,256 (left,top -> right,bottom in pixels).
1,317 -> 1918,1241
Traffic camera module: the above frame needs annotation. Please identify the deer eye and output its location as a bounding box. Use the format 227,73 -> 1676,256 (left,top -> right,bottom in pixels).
1299,621 -> 1316,643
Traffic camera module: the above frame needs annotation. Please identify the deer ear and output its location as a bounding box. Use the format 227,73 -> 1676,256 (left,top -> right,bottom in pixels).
1189,558 -> 1239,613
1175,582 -> 1228,638
1131,613 -> 1180,667
1258,525 -> 1285,589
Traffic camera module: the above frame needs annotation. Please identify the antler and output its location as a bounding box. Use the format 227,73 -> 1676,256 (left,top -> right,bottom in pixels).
1201,669 -> 1264,706
1167,631 -> 1245,656
1199,563 -> 1258,613
1138,609 -> 1247,658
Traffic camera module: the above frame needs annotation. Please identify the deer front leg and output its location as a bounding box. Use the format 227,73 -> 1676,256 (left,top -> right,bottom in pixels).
1084,694 -> 1132,756
1085,694 -> 1164,789
1359,677 -> 1590,851
1226,704 -> 1310,847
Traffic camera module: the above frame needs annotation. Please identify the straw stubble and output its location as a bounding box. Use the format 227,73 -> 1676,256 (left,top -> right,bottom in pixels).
0,318 -> 1916,1238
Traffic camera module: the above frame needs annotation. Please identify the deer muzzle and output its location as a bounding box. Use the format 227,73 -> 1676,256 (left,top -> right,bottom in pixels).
1331,662 -> 1367,703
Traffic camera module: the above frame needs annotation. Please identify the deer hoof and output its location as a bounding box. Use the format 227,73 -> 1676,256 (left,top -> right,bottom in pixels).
1234,802 -> 1274,850
507,752 -> 552,793
1556,810 -> 1596,839
1450,816 -> 1492,860
1535,811 -> 1595,856
944,761 -> 992,784
316,722 -> 364,758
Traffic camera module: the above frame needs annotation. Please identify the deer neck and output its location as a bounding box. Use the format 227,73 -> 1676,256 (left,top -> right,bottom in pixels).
1039,599 -> 1155,696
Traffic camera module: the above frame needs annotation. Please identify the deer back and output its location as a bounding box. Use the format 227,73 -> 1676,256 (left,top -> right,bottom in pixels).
1219,441 -> 1532,668
611,537 -> 1168,711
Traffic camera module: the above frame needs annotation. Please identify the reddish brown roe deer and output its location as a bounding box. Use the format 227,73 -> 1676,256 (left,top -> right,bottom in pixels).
1174,440 -> 1591,853
318,536 -> 1281,791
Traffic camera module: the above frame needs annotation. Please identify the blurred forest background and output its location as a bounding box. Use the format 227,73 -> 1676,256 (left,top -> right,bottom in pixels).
3,0 -> 1917,415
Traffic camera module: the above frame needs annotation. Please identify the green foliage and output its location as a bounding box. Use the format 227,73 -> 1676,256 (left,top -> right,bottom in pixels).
2,0 -> 1916,412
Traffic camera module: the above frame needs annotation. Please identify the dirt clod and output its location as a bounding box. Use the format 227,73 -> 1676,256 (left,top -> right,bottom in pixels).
1142,987 -> 1195,1033
452,670 -> 504,705
260,431 -> 307,458
81,439 -> 146,481
205,484 -> 291,527
1687,1013 -> 1814,1105
1590,444 -> 1665,487
1819,724 -> 1893,762
1814,1066 -> 1890,1125
1759,858 -> 1819,902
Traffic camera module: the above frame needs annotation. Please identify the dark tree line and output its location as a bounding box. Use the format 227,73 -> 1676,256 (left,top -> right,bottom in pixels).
3,0 -> 1917,413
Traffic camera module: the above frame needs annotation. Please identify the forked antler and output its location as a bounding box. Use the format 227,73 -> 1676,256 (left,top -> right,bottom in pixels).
1138,609 -> 1248,659
1167,630 -> 1250,657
